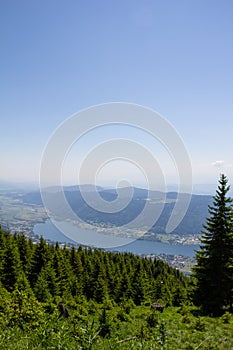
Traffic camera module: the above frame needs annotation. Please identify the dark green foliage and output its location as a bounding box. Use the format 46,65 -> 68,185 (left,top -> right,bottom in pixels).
193,174 -> 233,315
34,267 -> 52,302
131,259 -> 151,305
98,308 -> 112,337
13,233 -> 32,273
0,227 -> 7,276
146,310 -> 159,327
0,228 -> 190,308
28,236 -> 49,287
0,191 -> 233,350
1,238 -> 22,291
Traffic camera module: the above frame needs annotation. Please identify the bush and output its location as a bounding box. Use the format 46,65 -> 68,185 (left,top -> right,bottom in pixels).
3,290 -> 44,329
194,317 -> 206,331
221,311 -> 232,324
116,309 -> 130,322
146,311 -> 159,328
98,308 -> 112,338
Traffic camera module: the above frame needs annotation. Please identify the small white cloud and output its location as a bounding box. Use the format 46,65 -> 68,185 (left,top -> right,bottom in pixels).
212,160 -> 225,168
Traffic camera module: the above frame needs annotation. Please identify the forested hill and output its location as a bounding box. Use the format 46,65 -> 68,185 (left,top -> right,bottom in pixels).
20,186 -> 212,237
0,227 -> 188,306
1,226 -> 233,350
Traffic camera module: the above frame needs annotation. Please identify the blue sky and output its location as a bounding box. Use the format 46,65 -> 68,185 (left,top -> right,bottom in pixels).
0,0 -> 232,189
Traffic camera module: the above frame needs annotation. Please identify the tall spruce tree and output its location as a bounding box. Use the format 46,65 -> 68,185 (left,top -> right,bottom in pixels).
193,174 -> 233,315
2,238 -> 22,291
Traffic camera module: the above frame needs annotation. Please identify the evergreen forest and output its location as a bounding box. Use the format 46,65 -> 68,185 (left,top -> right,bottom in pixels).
0,175 -> 233,349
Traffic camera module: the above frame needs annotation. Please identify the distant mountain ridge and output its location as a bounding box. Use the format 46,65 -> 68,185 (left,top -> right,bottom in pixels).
43,184 -> 104,193
20,185 -> 213,238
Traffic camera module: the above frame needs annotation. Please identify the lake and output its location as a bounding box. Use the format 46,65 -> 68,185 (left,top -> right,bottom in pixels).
33,219 -> 199,257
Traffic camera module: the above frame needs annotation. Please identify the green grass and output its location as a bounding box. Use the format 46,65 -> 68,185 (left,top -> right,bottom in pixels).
0,303 -> 232,350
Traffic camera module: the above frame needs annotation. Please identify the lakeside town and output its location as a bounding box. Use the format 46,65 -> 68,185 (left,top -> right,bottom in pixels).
0,190 -> 197,274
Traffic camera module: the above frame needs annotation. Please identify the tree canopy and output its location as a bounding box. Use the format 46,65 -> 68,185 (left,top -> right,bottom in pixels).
193,174 -> 233,315
0,226 -> 188,307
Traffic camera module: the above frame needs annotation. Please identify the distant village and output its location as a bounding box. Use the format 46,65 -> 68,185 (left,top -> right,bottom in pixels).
1,218 -> 195,275
0,190 -> 196,274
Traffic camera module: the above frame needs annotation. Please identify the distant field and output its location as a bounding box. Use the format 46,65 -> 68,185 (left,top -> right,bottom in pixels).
0,193 -> 47,228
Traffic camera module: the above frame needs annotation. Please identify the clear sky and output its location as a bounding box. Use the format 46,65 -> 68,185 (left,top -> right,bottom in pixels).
0,0 -> 232,189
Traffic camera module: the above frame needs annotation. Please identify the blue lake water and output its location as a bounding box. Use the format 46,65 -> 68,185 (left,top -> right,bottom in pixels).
33,219 -> 199,257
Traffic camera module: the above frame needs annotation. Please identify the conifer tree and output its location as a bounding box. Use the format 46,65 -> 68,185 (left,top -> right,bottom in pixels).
131,260 -> 150,305
116,265 -> 132,302
14,233 -> 31,273
28,236 -> 49,287
34,267 -> 52,302
2,238 -> 22,291
193,174 -> 233,315
93,272 -> 109,303
52,247 -> 71,296
0,227 -> 7,279
70,246 -> 83,280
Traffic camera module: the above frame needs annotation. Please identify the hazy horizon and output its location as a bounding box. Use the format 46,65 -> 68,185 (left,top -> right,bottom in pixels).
1,178 -> 232,196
